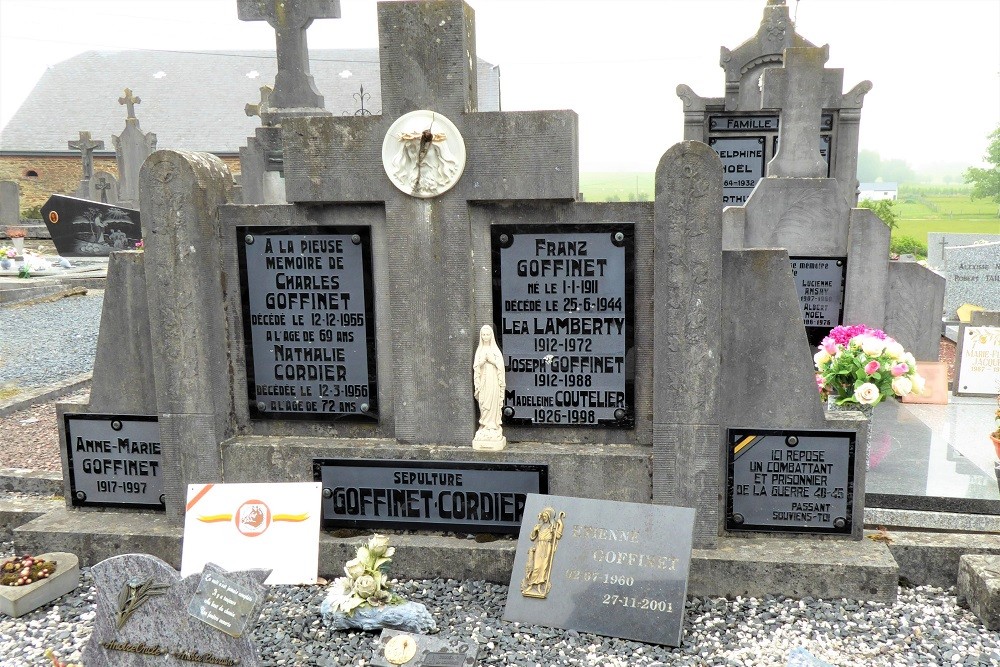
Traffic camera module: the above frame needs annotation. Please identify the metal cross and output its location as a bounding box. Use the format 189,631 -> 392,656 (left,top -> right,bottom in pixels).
118,88 -> 141,119
68,131 -> 105,180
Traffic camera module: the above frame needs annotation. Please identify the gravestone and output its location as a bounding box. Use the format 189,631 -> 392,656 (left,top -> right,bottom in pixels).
91,171 -> 120,205
884,262 -> 946,361
68,130 -> 105,198
676,0 -> 871,207
268,0 -> 577,444
236,0 -> 340,122
0,180 -> 19,227
721,46 -> 890,347
503,493 -> 695,647
927,232 -> 1000,270
942,241 -> 1000,319
40,194 -> 140,256
83,554 -> 269,666
112,88 -> 157,208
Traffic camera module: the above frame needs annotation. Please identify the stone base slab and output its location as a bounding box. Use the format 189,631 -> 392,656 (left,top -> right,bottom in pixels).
883,530 -> 1000,588
0,551 -> 79,617
0,496 -> 63,538
958,554 -> 1000,630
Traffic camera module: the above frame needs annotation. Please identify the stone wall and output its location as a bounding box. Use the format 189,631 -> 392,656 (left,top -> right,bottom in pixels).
0,154 -> 240,212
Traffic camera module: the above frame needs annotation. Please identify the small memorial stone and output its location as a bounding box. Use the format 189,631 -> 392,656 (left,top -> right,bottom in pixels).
372,629 -> 478,667
84,555 -> 269,666
954,323 -> 1000,397
0,552 -> 79,618
503,494 -> 695,647
726,429 -> 855,535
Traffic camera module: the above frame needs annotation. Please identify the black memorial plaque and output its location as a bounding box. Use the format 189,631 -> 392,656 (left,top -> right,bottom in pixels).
726,429 -> 855,535
188,568 -> 261,638
710,136 -> 766,206
238,227 -> 377,421
790,256 -> 847,347
503,493 -> 695,647
64,414 -> 164,509
314,459 -> 548,534
40,194 -> 141,257
492,224 -> 634,427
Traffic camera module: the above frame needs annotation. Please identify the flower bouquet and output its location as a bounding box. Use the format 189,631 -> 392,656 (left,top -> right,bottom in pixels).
320,533 -> 436,633
814,324 -> 925,407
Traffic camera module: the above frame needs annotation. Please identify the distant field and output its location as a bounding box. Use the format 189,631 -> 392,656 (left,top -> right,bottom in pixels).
580,174 -> 999,245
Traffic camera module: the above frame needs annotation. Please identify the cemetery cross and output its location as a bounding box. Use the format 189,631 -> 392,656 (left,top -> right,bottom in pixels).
761,46 -> 842,178
118,88 -> 141,120
236,0 -> 340,115
278,0 -> 578,445
95,178 -> 111,203
68,131 -> 104,181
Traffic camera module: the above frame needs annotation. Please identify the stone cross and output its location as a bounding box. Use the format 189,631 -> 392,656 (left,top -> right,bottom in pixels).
68,131 -> 105,180
95,177 -> 112,203
237,0 -> 340,113
280,0 -> 578,445
118,88 -> 141,120
761,46 -> 842,178
245,84 -> 273,119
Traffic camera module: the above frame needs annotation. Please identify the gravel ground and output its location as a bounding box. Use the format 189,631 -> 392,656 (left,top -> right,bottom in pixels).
1,533 -> 999,667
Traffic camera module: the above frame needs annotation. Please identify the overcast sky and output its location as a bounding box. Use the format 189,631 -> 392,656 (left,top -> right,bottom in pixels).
1,0 -> 998,172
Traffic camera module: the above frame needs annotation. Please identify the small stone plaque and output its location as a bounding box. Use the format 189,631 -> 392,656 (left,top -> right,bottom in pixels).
789,256 -> 847,346
40,194 -> 140,257
954,324 -> 1000,397
725,429 -> 855,535
188,569 -> 260,637
63,414 -> 164,510
503,494 -> 695,647
314,459 -> 547,534
372,629 -> 478,667
492,224 -> 634,427
710,136 -> 766,206
238,226 -> 378,420
84,556 -> 269,666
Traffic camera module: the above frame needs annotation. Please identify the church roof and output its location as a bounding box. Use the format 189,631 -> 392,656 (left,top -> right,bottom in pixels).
0,49 -> 500,155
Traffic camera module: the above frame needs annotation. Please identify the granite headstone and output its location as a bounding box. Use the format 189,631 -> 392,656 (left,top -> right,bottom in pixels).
0,180 -> 19,227
83,555 -> 269,666
927,232 -> 1000,270
503,494 -> 695,647
942,242 -> 1000,319
40,194 -> 140,257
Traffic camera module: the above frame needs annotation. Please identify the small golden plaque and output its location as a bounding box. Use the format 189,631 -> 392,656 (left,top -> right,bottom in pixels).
384,634 -> 417,665
520,507 -> 566,599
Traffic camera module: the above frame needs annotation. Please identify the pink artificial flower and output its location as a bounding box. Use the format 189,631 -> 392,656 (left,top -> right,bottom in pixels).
891,363 -> 909,377
864,360 -> 880,375
815,373 -> 826,391
821,337 -> 838,355
4,249 -> 14,258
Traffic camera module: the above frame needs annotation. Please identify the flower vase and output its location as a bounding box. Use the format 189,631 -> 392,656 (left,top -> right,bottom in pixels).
991,434 -> 1000,460
11,237 -> 24,257
827,396 -> 875,470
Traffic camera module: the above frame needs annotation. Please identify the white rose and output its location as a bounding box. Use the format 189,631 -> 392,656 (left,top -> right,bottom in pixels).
910,374 -> 926,395
903,352 -> 916,367
860,337 -> 887,356
813,350 -> 831,366
854,382 -> 881,405
884,341 -> 905,360
344,558 -> 366,579
352,574 -> 379,598
891,377 -> 913,396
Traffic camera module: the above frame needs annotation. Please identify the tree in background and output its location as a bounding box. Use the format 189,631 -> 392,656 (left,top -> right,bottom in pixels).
858,198 -> 898,231
964,125 -> 1000,217
857,150 -> 881,183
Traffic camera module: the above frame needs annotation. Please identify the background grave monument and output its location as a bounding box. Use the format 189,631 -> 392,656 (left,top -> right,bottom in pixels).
0,180 -> 19,228
68,130 -> 105,200
112,88 -> 157,209
676,0 -> 870,208
942,241 -> 1000,320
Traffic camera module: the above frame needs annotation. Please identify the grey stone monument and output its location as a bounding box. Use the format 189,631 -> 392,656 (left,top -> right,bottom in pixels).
140,150 -> 233,517
278,0 -> 577,444
68,130 -> 105,198
676,0 -> 871,207
237,0 -> 340,122
885,262 -> 946,361
942,241 -> 1000,318
0,180 -> 19,227
112,88 -> 158,208
91,170 -> 121,205
239,83 -> 284,205
927,231 -> 1000,270
652,141 -> 723,548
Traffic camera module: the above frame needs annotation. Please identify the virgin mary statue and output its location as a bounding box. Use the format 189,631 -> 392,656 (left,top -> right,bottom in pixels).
472,324 -> 507,450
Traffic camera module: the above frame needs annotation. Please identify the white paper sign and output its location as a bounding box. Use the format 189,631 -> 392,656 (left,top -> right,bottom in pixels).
181,482 -> 321,585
